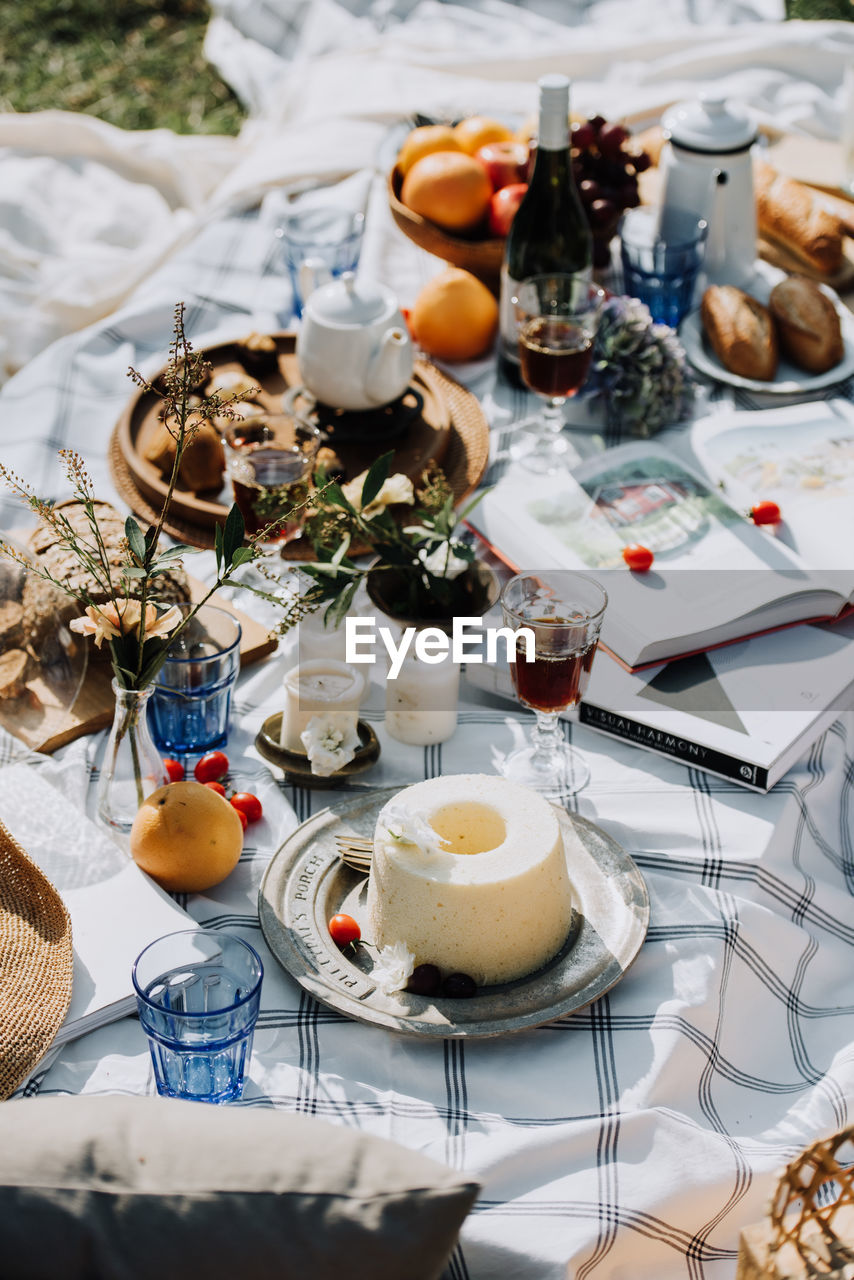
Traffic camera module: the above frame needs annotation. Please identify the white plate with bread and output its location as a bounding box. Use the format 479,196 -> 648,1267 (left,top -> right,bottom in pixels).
680,264 -> 854,395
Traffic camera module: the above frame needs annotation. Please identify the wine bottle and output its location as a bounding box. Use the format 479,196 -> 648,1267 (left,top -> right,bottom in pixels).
499,74 -> 593,384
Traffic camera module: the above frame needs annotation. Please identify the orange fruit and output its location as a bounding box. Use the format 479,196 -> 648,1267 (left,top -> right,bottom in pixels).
130,780 -> 243,893
411,268 -> 499,363
396,124 -> 463,177
453,115 -> 514,155
401,152 -> 492,234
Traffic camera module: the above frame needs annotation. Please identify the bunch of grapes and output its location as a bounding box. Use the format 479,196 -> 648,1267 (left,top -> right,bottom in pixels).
572,117 -> 652,268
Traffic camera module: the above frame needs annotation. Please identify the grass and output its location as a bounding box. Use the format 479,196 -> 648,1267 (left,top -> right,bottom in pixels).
0,0 -> 245,135
0,0 -> 849,137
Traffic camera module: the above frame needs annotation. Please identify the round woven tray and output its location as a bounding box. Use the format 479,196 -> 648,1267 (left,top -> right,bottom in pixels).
0,820 -> 73,1099
387,168 -> 505,294
110,358 -> 490,553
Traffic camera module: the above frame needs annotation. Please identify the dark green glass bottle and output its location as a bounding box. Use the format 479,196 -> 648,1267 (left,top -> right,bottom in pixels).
499,74 -> 593,385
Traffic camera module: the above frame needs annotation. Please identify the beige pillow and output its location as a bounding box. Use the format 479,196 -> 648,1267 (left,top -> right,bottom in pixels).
0,1095 -> 479,1279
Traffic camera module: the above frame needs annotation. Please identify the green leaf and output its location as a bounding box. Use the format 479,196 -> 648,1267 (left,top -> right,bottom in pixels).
457,488 -> 488,524
222,503 -> 245,565
230,546 -> 255,567
121,565 -> 147,579
360,452 -> 393,511
214,522 -> 224,573
325,579 -> 358,629
125,516 -> 146,564
144,524 -> 159,550
152,543 -> 196,564
322,481 -> 355,512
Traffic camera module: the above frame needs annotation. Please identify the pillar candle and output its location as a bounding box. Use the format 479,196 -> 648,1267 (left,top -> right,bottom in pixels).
280,659 -> 366,753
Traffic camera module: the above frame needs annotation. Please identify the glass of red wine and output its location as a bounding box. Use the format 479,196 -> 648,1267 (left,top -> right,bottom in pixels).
499,569 -> 607,796
223,414 -> 320,554
511,276 -> 606,474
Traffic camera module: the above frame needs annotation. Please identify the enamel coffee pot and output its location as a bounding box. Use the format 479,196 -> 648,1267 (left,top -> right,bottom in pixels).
659,94 -> 758,287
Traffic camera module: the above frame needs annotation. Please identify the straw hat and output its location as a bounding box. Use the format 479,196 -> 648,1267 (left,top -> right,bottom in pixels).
0,819 -> 73,1099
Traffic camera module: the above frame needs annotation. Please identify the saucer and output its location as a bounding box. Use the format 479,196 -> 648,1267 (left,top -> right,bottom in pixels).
255,713 -> 380,788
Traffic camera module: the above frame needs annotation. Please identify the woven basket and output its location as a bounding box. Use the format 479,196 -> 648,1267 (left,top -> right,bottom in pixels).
0,819 -> 73,1099
387,167 -> 505,294
737,1128 -> 854,1279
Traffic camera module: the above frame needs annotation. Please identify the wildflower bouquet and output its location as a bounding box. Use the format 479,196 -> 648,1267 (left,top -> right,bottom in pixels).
0,304 -> 293,824
292,451 -> 491,629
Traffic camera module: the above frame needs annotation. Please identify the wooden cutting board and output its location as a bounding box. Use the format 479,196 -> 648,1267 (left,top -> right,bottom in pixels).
1,577 -> 277,755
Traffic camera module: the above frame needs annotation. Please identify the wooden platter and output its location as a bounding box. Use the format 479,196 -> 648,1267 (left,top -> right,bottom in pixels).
1,577 -> 276,755
111,333 -> 490,552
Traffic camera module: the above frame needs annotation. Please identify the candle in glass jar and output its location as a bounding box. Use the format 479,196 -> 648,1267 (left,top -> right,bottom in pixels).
385,652 -> 460,746
280,660 -> 366,753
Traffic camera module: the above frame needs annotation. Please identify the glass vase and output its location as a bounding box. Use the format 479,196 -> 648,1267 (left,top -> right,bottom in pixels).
97,680 -> 168,837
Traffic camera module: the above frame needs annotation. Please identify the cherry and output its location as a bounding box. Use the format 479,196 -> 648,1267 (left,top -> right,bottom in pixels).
406,964 -> 441,996
442,973 -> 478,999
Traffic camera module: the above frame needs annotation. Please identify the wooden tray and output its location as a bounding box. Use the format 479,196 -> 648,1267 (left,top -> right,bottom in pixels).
2,577 -> 276,755
111,333 -> 491,548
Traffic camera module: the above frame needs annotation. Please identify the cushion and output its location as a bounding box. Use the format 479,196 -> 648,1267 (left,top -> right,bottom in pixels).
0,1095 -> 479,1280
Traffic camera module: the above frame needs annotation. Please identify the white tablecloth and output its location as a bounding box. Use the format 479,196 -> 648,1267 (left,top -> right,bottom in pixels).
2,6 -> 854,1278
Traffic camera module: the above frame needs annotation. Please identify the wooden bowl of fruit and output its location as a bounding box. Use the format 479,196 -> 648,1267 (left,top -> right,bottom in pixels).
389,113 -> 652,281
388,116 -> 530,294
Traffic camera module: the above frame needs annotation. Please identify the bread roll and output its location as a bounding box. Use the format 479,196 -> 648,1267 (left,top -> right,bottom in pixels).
754,162 -> 844,276
768,275 -> 844,374
700,285 -> 778,381
145,414 -> 226,493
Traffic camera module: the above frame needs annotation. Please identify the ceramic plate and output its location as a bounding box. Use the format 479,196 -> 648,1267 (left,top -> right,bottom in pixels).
680,266 -> 854,395
258,788 -> 650,1039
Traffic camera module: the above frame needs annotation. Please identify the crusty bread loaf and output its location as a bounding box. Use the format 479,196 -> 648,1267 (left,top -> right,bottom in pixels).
144,415 -> 225,493
754,162 -> 844,276
767,275 -> 844,374
700,285 -> 778,381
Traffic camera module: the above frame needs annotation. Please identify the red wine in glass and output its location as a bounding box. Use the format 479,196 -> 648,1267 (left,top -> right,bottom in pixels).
511,618 -> 598,713
518,317 -> 593,400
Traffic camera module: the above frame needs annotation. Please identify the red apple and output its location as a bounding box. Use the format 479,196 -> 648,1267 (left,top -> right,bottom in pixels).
475,141 -> 529,192
487,182 -> 528,237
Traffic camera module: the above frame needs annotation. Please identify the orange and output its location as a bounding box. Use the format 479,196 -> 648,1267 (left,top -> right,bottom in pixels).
401,152 -> 492,234
453,115 -> 514,155
130,780 -> 243,893
396,124 -> 463,177
411,268 -> 499,363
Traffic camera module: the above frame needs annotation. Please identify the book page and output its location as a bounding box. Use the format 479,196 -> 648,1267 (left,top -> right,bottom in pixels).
0,764 -> 192,1041
691,401 -> 854,585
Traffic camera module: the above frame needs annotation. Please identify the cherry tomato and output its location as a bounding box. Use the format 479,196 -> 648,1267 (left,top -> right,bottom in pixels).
204,781 -> 226,797
230,792 -> 263,824
622,543 -> 654,572
750,500 -> 782,526
234,808 -> 249,832
163,758 -> 184,783
328,914 -> 361,947
194,750 -> 229,784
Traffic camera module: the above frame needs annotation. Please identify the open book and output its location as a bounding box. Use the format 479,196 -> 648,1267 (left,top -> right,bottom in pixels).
0,763 -> 193,1046
474,402 -> 854,669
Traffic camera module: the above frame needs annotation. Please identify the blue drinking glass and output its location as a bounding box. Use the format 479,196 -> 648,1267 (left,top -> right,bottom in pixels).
132,931 -> 263,1104
274,205 -> 366,318
620,206 -> 708,329
150,604 -> 241,756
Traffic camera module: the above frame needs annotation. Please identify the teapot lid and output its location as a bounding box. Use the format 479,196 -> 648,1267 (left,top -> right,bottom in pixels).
662,94 -> 757,154
306,272 -> 390,325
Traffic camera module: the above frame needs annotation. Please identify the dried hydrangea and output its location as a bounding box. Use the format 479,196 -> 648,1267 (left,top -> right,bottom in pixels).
584,295 -> 696,438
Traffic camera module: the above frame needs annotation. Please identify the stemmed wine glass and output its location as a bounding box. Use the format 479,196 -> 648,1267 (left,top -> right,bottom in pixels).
511,275 -> 605,474
499,570 -> 607,797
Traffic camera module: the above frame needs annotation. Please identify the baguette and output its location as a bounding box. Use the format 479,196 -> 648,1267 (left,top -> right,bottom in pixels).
754,161 -> 844,276
767,275 -> 843,374
700,285 -> 778,381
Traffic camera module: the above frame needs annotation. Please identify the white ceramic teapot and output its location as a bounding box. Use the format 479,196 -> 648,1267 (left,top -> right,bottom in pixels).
659,94 -> 758,288
295,272 -> 414,411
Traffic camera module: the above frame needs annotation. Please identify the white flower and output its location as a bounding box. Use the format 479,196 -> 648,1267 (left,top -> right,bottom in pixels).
300,715 -> 361,777
417,541 -> 470,580
371,941 -> 416,994
341,471 -> 415,519
381,804 -> 448,856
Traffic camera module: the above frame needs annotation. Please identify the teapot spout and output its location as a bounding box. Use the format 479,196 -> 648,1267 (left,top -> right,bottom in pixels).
364,326 -> 414,406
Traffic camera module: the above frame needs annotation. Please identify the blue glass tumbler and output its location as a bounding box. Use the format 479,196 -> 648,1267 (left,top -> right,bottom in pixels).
150,603 -> 241,756
133,931 -> 263,1104
620,206 -> 708,329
